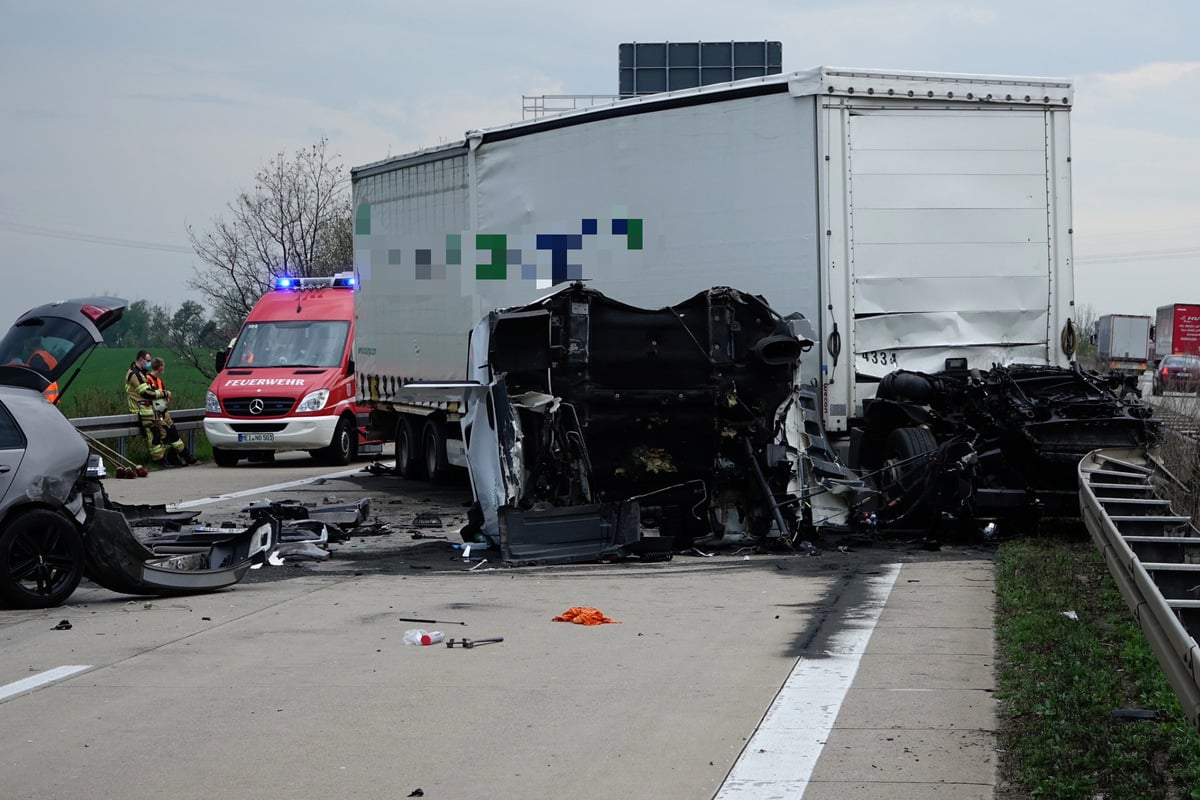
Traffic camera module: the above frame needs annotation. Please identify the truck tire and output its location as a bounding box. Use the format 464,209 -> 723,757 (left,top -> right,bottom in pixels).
394,416 -> 426,480
317,416 -> 355,466
212,447 -> 240,468
0,509 -> 84,609
880,427 -> 939,527
422,418 -> 452,483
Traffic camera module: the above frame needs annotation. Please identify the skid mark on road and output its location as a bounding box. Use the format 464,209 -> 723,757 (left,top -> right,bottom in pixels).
715,563 -> 901,798
0,665 -> 91,702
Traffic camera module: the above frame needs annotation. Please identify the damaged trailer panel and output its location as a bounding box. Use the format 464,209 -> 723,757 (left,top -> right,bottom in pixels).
459,283 -> 813,563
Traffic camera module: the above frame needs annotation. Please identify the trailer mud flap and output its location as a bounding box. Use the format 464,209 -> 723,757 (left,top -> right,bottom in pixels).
498,501 -> 641,565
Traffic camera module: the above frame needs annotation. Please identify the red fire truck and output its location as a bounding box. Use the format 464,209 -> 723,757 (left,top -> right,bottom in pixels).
203,273 -> 382,467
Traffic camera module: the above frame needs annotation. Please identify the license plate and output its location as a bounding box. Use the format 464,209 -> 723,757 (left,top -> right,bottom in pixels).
238,433 -> 275,443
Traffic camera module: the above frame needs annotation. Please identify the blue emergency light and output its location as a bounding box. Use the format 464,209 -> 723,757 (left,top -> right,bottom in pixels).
273,273 -> 356,291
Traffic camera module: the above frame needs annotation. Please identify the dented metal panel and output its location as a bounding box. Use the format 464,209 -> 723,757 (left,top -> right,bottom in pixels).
462,283 -> 809,561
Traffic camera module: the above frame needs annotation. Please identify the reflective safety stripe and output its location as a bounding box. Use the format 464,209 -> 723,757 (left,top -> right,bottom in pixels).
43,381 -> 59,404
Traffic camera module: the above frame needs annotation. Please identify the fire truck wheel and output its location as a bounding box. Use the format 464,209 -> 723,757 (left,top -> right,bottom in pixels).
318,416 -> 356,466
212,447 -> 241,468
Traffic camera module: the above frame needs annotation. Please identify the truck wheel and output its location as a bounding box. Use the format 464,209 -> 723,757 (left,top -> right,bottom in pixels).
422,418 -> 452,483
0,509 -> 84,609
880,427 -> 939,527
212,447 -> 240,467
318,416 -> 355,466
394,417 -> 426,480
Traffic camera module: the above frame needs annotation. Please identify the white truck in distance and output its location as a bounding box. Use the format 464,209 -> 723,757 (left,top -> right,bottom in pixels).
1094,314 -> 1152,377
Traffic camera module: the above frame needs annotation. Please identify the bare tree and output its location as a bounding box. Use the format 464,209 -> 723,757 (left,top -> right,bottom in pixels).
182,137 -> 353,376
1074,302 -> 1099,368
187,137 -> 352,323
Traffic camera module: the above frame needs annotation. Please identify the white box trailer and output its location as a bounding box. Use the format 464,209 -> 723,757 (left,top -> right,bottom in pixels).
1095,313 -> 1152,375
352,66 -> 1077,476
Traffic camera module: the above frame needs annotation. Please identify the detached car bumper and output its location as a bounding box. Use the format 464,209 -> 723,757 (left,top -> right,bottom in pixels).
204,414 -> 340,451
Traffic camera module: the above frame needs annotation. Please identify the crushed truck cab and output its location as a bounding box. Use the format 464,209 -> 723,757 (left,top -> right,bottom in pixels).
204,274 -> 380,467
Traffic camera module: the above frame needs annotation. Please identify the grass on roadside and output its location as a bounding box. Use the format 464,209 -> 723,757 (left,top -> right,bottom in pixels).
995,528 -> 1200,800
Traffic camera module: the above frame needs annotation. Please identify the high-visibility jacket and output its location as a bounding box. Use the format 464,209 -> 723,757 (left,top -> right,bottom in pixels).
125,365 -> 161,419
29,349 -> 58,404
145,373 -> 174,425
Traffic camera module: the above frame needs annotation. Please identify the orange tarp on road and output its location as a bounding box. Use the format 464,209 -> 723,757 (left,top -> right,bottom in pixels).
552,607 -> 621,625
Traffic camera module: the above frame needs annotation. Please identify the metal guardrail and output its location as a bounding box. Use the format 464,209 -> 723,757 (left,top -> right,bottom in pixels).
70,408 -> 205,454
1079,445 -> 1200,732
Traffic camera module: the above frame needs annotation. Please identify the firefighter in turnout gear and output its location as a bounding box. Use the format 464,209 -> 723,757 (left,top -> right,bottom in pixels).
146,357 -> 197,467
126,350 -> 174,467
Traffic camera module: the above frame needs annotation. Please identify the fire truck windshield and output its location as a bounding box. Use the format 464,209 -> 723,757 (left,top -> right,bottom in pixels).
228,320 -> 349,368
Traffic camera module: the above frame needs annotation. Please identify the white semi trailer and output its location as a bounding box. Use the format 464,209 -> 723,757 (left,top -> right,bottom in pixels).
352,65 -> 1077,479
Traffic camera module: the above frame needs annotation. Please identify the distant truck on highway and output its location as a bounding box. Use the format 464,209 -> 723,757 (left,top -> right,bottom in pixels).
1095,314 -> 1152,376
1153,303 -> 1200,364
351,66 -> 1078,482
203,273 -> 383,467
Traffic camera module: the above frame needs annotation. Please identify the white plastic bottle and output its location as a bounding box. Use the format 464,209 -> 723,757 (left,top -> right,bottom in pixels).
403,629 -> 446,646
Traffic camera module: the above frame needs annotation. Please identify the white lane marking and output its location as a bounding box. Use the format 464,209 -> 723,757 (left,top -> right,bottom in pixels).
172,465 -> 370,509
715,563 -> 902,798
0,665 -> 91,702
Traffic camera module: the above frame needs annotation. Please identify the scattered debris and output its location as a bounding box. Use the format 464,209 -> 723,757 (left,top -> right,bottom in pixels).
407,789 -> 424,798
403,629 -> 445,645
271,541 -> 331,562
398,616 -> 468,626
1061,610 -> 1079,621
411,532 -> 447,540
412,512 -> 443,528
792,539 -> 819,556
552,607 -> 621,625
52,619 -> 71,630
1110,708 -> 1160,722
446,637 -> 503,649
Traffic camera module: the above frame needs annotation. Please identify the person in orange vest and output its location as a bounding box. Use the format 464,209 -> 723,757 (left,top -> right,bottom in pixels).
145,357 -> 197,467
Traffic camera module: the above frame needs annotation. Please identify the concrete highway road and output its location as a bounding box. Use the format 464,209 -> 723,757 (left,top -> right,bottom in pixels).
0,454 -> 996,799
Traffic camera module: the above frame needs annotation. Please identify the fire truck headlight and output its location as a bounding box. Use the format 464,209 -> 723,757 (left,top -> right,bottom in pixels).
296,389 -> 330,413
206,391 -> 221,413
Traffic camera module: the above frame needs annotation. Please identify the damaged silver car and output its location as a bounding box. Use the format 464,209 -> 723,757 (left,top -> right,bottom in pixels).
0,297 -> 276,609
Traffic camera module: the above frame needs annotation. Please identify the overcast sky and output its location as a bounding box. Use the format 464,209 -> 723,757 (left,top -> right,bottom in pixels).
2,1 -> 1197,326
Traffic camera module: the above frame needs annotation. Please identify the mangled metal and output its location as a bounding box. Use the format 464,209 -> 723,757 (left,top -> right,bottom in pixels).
460,282 -> 811,563
851,362 -> 1161,527
453,283 -> 1166,562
